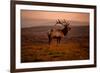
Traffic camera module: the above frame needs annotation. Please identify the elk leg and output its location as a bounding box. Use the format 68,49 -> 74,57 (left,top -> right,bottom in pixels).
49,38 -> 52,45
57,37 -> 60,44
48,35 -> 52,45
59,37 -> 61,44
49,38 -> 51,45
58,37 -> 61,44
57,38 -> 59,44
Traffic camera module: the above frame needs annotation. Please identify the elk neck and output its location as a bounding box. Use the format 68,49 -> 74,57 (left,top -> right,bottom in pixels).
61,26 -> 68,36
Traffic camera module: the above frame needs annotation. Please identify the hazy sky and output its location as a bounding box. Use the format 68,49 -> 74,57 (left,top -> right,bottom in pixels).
21,10 -> 89,28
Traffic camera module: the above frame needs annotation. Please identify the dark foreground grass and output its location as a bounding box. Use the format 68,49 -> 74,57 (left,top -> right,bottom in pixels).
21,37 -> 89,62
21,26 -> 89,62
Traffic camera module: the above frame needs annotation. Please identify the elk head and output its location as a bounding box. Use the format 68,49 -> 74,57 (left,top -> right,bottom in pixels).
56,19 -> 71,36
56,19 -> 71,31
63,19 -> 71,31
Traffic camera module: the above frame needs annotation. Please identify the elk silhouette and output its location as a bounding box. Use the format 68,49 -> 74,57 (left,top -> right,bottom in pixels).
48,19 -> 71,45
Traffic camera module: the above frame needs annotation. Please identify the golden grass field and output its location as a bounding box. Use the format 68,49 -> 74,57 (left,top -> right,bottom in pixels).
21,26 -> 89,62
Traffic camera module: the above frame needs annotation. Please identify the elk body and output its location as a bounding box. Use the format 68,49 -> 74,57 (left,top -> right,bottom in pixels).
48,19 -> 71,45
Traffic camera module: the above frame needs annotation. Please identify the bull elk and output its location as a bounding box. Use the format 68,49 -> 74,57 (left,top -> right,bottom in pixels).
48,19 -> 71,45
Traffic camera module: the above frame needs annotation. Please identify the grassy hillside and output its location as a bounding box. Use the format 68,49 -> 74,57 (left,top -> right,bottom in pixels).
21,26 -> 89,62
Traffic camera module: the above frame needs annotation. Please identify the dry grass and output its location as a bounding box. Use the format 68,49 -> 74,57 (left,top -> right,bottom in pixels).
21,26 -> 89,62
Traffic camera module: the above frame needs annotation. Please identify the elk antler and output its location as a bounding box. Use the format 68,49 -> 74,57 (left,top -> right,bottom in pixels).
55,19 -> 61,26
58,19 -> 62,24
63,19 -> 70,26
55,19 -> 63,25
55,19 -> 70,26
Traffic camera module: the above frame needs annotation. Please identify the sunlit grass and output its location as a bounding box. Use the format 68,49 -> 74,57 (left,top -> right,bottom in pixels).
21,40 -> 89,62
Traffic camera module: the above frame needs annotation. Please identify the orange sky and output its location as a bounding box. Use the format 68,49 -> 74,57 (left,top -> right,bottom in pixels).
21,10 -> 89,27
